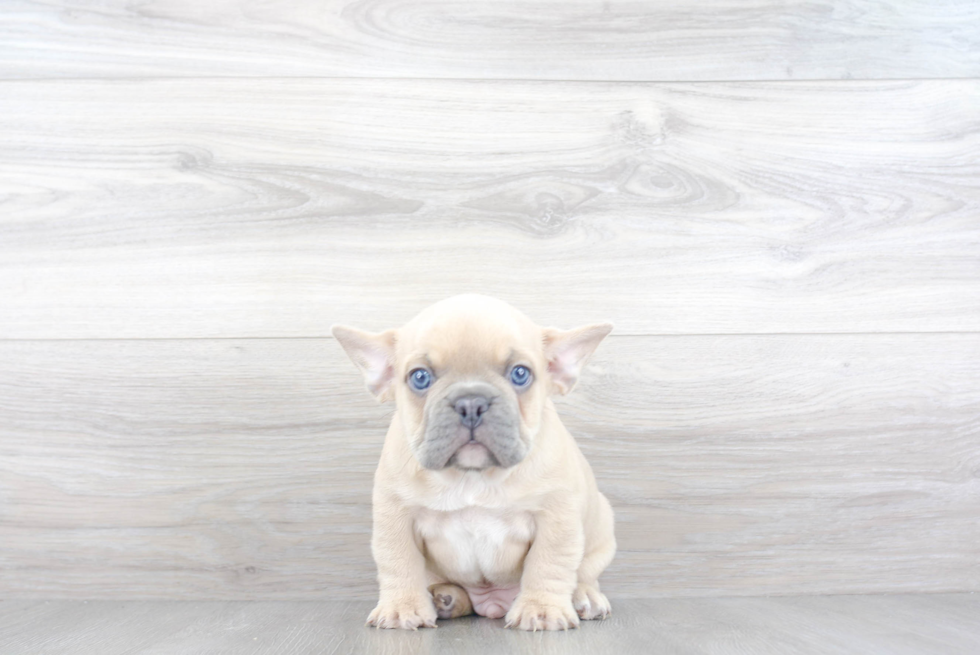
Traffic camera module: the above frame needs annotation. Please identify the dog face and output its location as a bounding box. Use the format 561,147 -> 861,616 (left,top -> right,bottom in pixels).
333,295 -> 611,471
391,296 -> 546,471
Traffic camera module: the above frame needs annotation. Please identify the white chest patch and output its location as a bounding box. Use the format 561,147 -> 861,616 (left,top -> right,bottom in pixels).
415,506 -> 535,585
413,474 -> 535,586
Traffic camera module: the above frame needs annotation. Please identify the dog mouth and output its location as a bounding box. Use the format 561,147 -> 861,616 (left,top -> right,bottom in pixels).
446,436 -> 500,470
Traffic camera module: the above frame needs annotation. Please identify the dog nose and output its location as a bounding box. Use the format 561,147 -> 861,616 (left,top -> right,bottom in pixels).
454,395 -> 489,429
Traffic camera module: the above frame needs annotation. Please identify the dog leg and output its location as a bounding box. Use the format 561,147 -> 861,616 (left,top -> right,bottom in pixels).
574,492 -> 615,620
429,583 -> 474,619
505,499 -> 583,631
366,497 -> 438,630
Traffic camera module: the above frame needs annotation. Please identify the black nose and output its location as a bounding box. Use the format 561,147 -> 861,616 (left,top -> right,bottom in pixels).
454,395 -> 489,429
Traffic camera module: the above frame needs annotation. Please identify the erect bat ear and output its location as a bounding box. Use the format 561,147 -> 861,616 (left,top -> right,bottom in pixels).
331,325 -> 398,402
541,322 -> 613,395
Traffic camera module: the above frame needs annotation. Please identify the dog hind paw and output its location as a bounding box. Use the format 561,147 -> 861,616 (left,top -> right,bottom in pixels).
428,583 -> 474,619
572,583 -> 611,620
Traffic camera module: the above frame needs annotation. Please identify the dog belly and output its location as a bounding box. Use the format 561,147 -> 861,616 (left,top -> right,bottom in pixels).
416,506 -> 533,615
464,584 -> 520,619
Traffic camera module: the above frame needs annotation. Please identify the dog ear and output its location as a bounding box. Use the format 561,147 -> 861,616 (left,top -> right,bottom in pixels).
331,325 -> 398,402
542,322 -> 613,395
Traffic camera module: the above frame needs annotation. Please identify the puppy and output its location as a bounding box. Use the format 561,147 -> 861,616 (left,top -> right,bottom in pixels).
332,294 -> 616,631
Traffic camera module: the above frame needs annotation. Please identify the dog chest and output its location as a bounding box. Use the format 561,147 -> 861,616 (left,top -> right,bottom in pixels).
414,506 -> 535,584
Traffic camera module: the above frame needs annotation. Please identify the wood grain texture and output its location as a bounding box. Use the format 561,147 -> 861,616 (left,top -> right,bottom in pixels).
2,79 -> 979,338
3,0 -> 980,81
1,335 -> 977,600
2,596 -> 980,654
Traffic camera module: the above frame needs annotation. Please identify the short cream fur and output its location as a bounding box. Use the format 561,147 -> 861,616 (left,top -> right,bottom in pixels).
332,294 -> 616,631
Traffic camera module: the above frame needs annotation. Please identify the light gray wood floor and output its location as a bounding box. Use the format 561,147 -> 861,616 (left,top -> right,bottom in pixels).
2,595 -> 979,655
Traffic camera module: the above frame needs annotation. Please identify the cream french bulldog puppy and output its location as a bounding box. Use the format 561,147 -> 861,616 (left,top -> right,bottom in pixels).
332,294 -> 616,631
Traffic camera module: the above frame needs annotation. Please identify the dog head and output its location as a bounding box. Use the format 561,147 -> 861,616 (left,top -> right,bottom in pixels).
332,295 -> 611,471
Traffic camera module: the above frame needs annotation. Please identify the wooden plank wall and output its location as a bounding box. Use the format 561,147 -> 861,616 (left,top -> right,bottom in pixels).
1,0 -> 978,599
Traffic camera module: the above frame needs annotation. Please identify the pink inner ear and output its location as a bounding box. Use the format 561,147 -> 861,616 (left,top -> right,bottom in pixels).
543,323 -> 612,394
547,347 -> 579,393
362,346 -> 395,396
366,363 -> 393,396
548,349 -> 573,376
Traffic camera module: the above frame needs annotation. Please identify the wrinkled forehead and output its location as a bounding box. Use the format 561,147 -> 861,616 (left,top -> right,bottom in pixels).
397,301 -> 542,374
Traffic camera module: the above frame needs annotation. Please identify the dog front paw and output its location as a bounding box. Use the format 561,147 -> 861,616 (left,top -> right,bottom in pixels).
573,583 -> 611,620
504,593 -> 579,631
366,591 -> 438,630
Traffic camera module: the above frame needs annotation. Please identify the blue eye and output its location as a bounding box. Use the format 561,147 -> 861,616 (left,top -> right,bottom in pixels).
408,368 -> 432,391
510,365 -> 532,387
